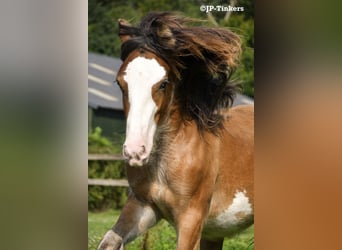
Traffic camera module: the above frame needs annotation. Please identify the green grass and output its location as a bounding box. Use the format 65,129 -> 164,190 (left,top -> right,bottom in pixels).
88,209 -> 254,250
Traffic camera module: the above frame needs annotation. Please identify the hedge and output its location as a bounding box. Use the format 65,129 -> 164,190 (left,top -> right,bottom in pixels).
88,127 -> 128,211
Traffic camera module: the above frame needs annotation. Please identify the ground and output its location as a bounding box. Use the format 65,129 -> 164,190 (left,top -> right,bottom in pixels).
88,209 -> 254,250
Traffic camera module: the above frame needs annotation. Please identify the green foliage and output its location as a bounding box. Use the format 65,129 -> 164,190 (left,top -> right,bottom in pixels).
145,221 -> 177,249
89,0 -> 254,97
89,127 -> 111,147
88,127 -> 127,210
88,127 -> 120,154
88,209 -> 254,250
89,0 -> 142,56
219,8 -> 254,98
88,160 -> 127,211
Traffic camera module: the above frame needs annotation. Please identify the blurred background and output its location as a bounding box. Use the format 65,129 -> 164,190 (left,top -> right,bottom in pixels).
0,0 -> 341,249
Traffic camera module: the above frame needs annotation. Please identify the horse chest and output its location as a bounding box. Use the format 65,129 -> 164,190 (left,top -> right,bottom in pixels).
128,174 -> 174,216
147,181 -> 175,220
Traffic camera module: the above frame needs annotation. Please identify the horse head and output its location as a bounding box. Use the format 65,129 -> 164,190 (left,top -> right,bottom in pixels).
116,20 -> 174,166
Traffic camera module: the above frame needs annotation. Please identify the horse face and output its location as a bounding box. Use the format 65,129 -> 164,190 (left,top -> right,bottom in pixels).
117,51 -> 171,166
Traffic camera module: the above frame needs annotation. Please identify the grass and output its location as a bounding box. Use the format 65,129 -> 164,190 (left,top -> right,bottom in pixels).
89,209 -> 254,250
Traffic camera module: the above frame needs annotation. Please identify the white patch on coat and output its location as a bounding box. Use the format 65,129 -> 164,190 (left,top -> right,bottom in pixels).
212,190 -> 253,227
123,57 -> 166,156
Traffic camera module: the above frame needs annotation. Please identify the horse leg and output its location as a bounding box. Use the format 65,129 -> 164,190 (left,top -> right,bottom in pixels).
98,194 -> 158,250
200,238 -> 224,250
176,208 -> 208,250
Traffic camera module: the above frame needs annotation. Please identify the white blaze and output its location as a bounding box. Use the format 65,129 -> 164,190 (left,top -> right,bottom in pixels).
123,57 -> 166,157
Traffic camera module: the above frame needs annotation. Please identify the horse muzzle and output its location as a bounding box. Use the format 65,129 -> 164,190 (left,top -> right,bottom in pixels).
123,143 -> 149,167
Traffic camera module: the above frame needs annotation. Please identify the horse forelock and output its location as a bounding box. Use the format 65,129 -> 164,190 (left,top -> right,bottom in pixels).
119,12 -> 242,133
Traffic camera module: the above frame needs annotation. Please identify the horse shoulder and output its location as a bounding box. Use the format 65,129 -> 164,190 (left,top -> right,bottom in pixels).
227,104 -> 253,127
212,105 -> 254,211
221,104 -> 254,170
222,105 -> 254,146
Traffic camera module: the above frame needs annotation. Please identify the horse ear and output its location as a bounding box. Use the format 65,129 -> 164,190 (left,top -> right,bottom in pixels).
118,18 -> 132,43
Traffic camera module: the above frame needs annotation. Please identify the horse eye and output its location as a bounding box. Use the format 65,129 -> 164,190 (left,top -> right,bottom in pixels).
159,80 -> 169,90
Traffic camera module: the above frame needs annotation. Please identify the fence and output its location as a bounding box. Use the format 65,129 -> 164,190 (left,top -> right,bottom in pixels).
88,154 -> 129,187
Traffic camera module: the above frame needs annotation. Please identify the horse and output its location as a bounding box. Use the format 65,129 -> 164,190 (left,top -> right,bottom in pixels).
98,12 -> 254,250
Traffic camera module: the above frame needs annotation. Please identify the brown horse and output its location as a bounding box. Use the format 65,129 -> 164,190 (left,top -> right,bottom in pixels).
98,12 -> 254,250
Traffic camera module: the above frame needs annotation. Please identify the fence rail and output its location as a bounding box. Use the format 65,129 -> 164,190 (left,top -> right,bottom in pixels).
88,178 -> 129,187
88,154 -> 125,161
88,154 -> 128,187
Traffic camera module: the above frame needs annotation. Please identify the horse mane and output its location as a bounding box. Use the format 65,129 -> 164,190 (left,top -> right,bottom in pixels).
119,12 -> 242,133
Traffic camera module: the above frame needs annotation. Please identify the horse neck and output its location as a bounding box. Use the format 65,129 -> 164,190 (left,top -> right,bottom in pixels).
153,106 -> 201,159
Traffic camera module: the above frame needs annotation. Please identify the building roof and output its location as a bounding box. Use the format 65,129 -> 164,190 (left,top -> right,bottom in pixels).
88,53 -> 123,110
88,52 -> 253,110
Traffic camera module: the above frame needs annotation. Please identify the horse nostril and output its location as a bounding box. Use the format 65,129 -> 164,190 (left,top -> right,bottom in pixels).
123,144 -> 147,162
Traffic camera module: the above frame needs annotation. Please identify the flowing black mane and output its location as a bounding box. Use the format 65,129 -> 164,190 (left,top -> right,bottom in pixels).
119,12 -> 242,132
